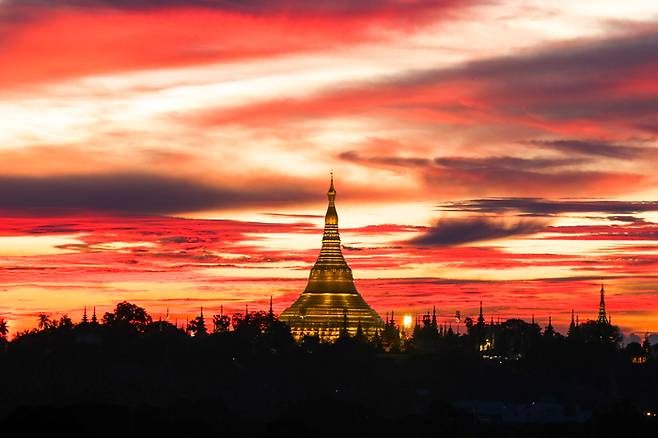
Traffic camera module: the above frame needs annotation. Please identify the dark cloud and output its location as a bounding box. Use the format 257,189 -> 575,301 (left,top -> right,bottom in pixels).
339,151 -> 432,168
388,28 -> 658,131
441,198 -> 658,216
527,139 -> 648,159
340,151 -> 580,171
434,156 -> 579,171
409,217 -> 547,246
607,215 -> 646,223
263,213 -> 324,219
403,29 -> 658,89
0,173 -> 317,214
1,0 -> 465,18
339,150 -> 638,196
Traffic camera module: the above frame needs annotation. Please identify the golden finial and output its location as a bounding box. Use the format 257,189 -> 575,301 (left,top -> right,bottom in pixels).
328,171 -> 336,195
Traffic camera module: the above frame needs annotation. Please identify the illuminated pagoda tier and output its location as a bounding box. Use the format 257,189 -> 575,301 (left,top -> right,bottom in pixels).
281,174 -> 384,340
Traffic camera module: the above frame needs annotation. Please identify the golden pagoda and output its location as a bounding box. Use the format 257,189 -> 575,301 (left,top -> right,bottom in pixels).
281,174 -> 384,340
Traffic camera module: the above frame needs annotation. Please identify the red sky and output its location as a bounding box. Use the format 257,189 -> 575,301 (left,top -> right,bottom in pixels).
1,0 -> 657,337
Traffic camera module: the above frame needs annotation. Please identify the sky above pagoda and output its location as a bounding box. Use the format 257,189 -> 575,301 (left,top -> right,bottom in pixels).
1,0 -> 658,337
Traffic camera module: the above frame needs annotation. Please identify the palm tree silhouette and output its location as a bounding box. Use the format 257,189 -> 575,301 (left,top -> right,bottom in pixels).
0,318 -> 8,338
37,313 -> 51,331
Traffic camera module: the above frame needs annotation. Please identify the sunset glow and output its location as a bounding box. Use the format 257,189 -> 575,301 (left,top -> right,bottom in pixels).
1,0 -> 658,338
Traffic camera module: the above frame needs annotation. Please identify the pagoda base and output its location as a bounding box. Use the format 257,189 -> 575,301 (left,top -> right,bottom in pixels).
280,292 -> 384,341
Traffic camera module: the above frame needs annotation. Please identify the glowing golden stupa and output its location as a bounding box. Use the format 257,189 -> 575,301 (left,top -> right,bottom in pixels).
281,174 -> 384,340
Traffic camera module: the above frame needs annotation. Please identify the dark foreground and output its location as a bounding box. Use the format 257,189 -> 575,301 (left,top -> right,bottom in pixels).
1,305 -> 657,437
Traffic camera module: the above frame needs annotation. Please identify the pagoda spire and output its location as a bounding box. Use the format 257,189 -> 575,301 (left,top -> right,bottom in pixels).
568,309 -> 577,338
545,316 -> 555,337
302,174 -> 357,294
597,283 -> 609,325
279,175 -> 384,339
477,300 -> 485,327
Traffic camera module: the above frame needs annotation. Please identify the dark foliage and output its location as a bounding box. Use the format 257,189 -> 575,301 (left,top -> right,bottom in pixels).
0,302 -> 655,436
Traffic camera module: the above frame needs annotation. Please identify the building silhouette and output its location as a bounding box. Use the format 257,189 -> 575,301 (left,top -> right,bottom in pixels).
281,174 -> 384,340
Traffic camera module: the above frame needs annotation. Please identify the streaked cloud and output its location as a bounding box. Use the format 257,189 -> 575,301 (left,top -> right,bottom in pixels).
409,217 -> 548,246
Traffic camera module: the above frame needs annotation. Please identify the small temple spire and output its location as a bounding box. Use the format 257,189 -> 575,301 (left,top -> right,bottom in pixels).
568,309 -> 577,338
597,283 -> 609,325
545,315 -> 555,337
82,306 -> 88,324
91,306 -> 97,324
477,300 -> 485,327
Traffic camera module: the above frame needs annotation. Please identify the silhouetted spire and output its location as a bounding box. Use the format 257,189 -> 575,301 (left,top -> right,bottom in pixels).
91,306 -> 97,324
544,316 -> 555,338
477,300 -> 485,327
355,318 -> 364,339
597,283 -> 609,325
568,309 -> 578,339
82,306 -> 88,324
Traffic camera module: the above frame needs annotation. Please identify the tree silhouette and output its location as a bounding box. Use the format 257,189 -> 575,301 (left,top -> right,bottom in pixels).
57,314 -> 73,330
0,318 -> 8,344
37,313 -> 51,331
102,301 -> 152,333
213,314 -> 231,333
188,308 -> 208,337
578,320 -> 622,345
